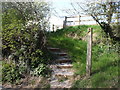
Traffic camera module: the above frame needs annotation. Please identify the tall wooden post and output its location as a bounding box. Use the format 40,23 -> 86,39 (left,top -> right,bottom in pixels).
86,28 -> 93,77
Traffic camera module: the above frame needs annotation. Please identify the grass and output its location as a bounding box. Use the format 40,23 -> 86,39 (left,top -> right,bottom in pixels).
73,51 -> 119,88
47,25 -> 119,88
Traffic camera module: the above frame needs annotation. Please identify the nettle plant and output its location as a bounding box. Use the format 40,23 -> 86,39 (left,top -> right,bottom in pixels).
2,2 -> 51,83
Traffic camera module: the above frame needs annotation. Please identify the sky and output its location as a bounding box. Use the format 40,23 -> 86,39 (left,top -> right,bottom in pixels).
50,0 -> 86,17
51,0 -> 72,17
49,0 -> 73,28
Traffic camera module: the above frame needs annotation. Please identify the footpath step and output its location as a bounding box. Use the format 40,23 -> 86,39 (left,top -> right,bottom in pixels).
47,47 -> 60,52
55,72 -> 74,77
55,52 -> 67,56
50,80 -> 72,88
58,55 -> 69,58
54,68 -> 74,75
51,52 -> 68,57
55,58 -> 72,63
57,64 -> 73,69
54,68 -> 74,72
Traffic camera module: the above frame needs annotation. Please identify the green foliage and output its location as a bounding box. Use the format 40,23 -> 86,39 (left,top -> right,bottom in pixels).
2,9 -> 23,55
2,62 -> 24,84
30,49 -> 43,69
2,2 -> 51,84
31,64 -> 51,77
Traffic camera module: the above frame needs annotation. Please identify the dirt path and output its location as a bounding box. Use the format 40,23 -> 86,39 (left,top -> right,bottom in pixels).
47,47 -> 75,88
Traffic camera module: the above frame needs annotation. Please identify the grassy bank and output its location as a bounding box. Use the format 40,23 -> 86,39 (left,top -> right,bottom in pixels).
47,25 -> 119,88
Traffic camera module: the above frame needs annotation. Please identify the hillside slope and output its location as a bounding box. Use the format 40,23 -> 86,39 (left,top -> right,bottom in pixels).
47,25 -> 119,88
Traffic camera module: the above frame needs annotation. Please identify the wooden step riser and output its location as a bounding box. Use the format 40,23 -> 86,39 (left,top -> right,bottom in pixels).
55,75 -> 74,80
58,56 -> 69,58
48,48 -> 60,51
57,54 -> 67,56
51,85 -> 71,88
55,74 -> 74,77
49,50 -> 61,52
57,66 -> 73,69
54,68 -> 74,72
55,60 -> 72,63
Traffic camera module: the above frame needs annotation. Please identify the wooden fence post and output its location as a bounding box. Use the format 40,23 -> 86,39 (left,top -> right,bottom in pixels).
52,24 -> 54,32
86,28 -> 93,77
63,16 -> 67,28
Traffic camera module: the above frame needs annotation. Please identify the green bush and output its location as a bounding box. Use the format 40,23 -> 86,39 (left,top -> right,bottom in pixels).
31,64 -> 51,77
2,2 -> 51,84
2,62 -> 23,84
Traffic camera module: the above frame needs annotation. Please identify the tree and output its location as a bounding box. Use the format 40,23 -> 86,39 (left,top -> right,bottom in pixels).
70,0 -> 120,42
2,1 -> 51,78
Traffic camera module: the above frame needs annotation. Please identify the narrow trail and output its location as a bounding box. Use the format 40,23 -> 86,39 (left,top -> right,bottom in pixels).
47,47 -> 75,88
